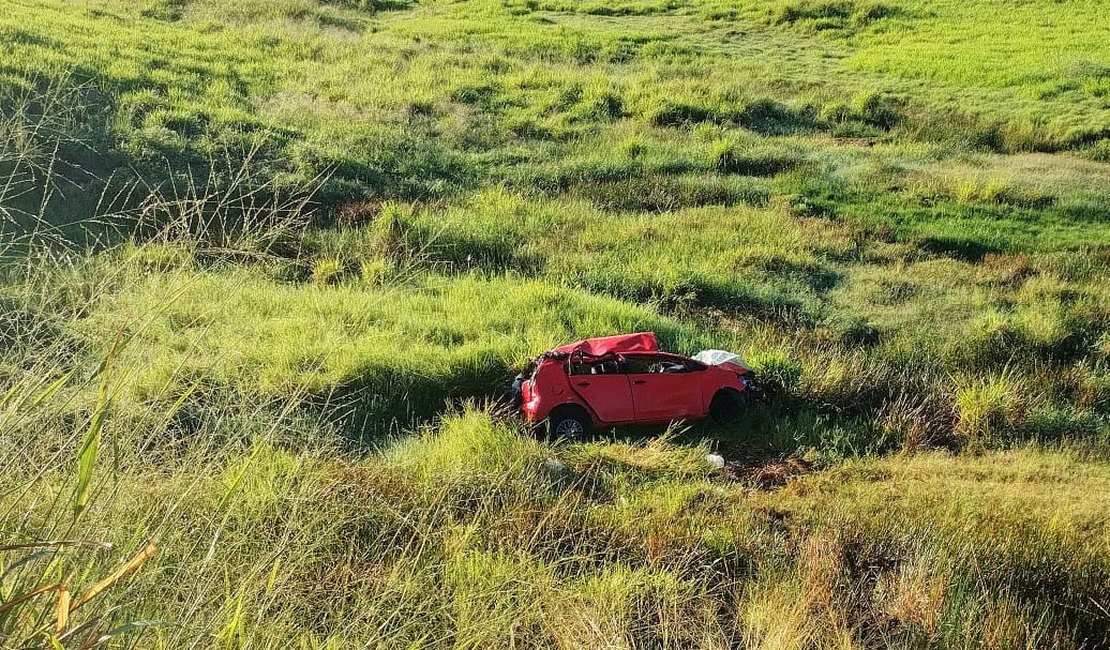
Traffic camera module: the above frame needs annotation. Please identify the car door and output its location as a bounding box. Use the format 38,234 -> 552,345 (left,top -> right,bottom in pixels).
625,354 -> 703,422
567,356 -> 634,423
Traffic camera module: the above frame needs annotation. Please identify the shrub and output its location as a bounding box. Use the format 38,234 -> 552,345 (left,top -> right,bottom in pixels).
825,315 -> 881,347
579,90 -> 624,121
876,391 -> 947,453
311,256 -> 344,285
818,101 -> 853,124
1096,332 -> 1110,360
566,174 -> 768,212
368,202 -> 412,260
850,90 -> 900,129
1022,407 -> 1107,443
954,370 -> 1027,446
772,1 -> 854,26
141,0 -> 188,21
713,141 -> 803,176
850,2 -> 898,27
644,98 -> 811,134
1081,138 -> 1110,162
646,101 -> 721,127
324,0 -> 412,11
123,242 -> 195,274
801,354 -> 867,405
738,98 -> 813,134
750,350 -> 804,396
359,257 -> 393,285
618,137 -> 647,159
1075,369 -> 1109,412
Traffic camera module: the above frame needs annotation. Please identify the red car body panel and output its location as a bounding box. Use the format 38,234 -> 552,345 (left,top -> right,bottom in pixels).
552,332 -> 660,356
625,359 -> 703,421
569,374 -> 635,422
520,334 -> 752,428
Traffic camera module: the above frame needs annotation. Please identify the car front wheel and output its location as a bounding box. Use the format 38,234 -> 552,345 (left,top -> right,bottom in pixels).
548,409 -> 591,440
709,389 -> 744,423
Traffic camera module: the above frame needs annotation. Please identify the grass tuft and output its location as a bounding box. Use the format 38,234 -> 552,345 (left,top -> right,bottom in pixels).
954,368 -> 1027,446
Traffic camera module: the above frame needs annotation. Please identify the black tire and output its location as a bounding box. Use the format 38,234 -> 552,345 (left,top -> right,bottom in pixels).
547,407 -> 591,440
709,389 -> 744,424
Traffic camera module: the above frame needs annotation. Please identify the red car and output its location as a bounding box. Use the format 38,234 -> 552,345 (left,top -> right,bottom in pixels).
514,332 -> 757,438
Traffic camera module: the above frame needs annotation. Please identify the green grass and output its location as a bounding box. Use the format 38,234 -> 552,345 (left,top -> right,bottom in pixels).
3,0 -> 1107,209
80,265 -> 685,411
0,0 -> 1108,647
2,402 -> 1107,648
844,1 -> 1110,94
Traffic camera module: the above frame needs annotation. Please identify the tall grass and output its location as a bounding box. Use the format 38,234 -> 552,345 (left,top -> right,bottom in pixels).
3,388 -> 1107,648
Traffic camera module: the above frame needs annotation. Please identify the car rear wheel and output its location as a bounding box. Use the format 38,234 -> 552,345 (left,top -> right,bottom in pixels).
709,389 -> 744,423
548,408 -> 591,440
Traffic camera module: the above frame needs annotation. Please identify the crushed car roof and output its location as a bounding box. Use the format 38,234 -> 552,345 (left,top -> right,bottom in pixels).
552,332 -> 660,356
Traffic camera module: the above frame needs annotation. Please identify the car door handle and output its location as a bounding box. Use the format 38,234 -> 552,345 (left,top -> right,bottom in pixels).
632,379 -> 646,385
576,381 -> 590,387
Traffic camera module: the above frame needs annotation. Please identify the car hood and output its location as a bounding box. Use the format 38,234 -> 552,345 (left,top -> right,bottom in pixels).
552,332 -> 660,356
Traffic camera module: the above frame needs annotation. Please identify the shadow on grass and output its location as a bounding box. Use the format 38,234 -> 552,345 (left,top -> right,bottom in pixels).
918,237 -> 1002,263
649,98 -> 825,136
309,359 -> 522,446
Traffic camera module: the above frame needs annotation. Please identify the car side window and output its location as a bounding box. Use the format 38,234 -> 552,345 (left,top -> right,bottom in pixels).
569,358 -> 621,376
624,356 -> 688,374
623,356 -> 653,374
658,360 -> 690,374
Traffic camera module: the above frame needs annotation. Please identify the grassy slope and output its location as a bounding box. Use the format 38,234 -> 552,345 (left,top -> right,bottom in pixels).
1,0 -> 1109,648
3,406 -> 1108,648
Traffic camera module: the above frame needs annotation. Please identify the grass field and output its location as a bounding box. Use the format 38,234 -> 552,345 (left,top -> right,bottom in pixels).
1,0 -> 1108,648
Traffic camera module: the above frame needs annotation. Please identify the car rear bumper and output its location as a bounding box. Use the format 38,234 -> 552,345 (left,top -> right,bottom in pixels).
520,383 -> 545,422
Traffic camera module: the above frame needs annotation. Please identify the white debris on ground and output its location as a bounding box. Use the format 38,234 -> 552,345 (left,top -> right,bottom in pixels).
543,457 -> 568,474
705,453 -> 726,469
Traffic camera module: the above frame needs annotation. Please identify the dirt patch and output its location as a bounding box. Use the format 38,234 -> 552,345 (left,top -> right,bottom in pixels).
830,137 -> 876,147
725,456 -> 814,489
